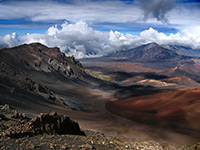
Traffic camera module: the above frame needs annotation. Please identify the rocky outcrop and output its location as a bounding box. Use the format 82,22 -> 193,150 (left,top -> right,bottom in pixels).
1,104 -> 11,112
1,104 -> 29,121
4,112 -> 85,138
0,43 -> 85,78
8,77 -> 64,104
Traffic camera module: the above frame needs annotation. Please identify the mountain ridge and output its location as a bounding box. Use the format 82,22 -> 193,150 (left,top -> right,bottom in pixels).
107,42 -> 189,61
0,43 -> 85,78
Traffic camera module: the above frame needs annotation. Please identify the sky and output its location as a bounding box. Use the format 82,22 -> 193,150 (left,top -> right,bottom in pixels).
0,0 -> 200,58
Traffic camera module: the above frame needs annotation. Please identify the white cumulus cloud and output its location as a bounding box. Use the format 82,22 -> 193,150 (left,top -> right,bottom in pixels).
0,21 -> 200,58
0,33 -> 19,47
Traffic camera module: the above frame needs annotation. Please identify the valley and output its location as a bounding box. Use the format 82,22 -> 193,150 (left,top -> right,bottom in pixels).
0,42 -> 200,149
80,42 -> 200,144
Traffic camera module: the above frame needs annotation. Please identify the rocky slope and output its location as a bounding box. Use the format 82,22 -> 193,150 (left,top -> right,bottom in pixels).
0,43 -> 84,77
0,43 -> 110,115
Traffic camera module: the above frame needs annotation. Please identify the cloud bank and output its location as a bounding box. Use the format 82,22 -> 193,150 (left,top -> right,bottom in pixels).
0,0 -> 199,26
0,21 -> 200,58
0,0 -> 141,23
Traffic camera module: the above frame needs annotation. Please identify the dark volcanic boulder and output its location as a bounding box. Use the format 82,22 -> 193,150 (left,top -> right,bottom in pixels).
28,112 -> 85,135
5,112 -> 85,138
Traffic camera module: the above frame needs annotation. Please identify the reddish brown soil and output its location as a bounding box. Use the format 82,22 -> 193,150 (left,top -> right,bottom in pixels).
106,89 -> 200,138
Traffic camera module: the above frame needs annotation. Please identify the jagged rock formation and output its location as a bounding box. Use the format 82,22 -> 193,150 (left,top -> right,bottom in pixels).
0,104 -> 85,138
5,112 -> 85,138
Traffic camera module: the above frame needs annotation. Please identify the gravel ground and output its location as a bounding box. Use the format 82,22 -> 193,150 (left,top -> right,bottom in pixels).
0,105 -> 199,150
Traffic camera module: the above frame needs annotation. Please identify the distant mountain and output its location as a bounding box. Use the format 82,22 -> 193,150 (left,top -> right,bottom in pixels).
108,42 -> 182,61
81,42 -> 198,73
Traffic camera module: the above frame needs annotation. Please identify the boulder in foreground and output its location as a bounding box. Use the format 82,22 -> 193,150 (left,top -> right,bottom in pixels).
5,111 -> 85,138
